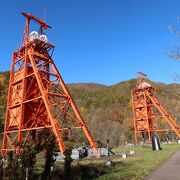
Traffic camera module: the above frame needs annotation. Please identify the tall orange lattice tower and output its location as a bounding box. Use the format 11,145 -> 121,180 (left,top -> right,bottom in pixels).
2,12 -> 97,155
131,72 -> 180,144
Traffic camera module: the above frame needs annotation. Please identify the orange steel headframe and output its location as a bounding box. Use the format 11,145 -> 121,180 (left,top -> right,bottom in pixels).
131,72 -> 180,144
2,12 -> 97,155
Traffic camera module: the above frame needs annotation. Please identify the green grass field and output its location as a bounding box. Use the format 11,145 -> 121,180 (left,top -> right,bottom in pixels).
95,144 -> 180,180
1,143 -> 180,179
48,144 -> 179,180
78,144 -> 180,180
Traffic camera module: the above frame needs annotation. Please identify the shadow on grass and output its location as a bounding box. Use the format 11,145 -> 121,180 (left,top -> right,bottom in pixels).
49,161 -> 129,180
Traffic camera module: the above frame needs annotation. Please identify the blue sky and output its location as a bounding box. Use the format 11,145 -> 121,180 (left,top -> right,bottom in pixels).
0,0 -> 179,85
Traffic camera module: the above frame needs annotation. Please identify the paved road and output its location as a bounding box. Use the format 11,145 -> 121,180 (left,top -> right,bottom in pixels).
145,150 -> 180,180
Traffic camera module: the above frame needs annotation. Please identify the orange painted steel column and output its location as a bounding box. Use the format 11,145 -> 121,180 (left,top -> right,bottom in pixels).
2,12 -> 97,155
131,72 -> 180,144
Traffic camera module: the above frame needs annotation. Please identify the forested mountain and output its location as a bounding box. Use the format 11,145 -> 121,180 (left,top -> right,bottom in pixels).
0,71 -> 179,146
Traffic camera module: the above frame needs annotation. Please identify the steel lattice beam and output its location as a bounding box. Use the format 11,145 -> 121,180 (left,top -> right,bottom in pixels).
2,12 -> 97,155
132,72 -> 180,144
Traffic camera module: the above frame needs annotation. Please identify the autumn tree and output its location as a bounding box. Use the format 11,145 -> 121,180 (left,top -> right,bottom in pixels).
168,20 -> 180,81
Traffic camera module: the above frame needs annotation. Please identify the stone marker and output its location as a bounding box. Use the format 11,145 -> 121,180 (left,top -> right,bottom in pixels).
122,153 -> 127,159
130,150 -> 135,155
105,160 -> 112,167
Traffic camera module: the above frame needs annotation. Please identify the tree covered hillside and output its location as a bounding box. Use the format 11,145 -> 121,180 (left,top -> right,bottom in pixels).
0,71 -> 179,146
